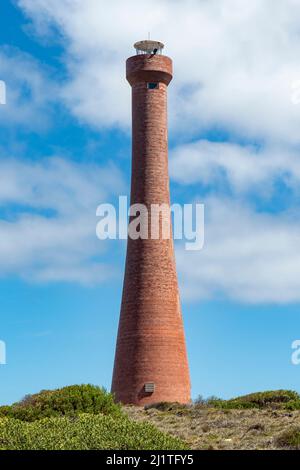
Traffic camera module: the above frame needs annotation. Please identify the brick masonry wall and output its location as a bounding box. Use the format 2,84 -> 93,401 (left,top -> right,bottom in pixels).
111,53 -> 191,405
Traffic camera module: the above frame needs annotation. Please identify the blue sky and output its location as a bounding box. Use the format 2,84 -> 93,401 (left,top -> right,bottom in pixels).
1,0 -> 300,405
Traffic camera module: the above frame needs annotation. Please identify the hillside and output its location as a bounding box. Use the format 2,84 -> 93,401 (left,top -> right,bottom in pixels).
2,386 -> 300,450
125,392 -> 300,450
125,406 -> 300,450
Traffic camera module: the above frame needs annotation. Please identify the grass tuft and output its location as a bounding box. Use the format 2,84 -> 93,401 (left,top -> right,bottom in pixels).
276,427 -> 300,450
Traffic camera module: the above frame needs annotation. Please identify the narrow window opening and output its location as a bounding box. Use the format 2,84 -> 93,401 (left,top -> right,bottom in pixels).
147,82 -> 159,90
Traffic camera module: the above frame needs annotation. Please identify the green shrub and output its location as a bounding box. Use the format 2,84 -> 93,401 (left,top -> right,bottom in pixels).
194,396 -> 223,408
0,385 -> 121,422
285,401 -> 300,411
143,391 -> 300,413
0,414 -> 188,450
209,390 -> 300,410
276,427 -> 300,449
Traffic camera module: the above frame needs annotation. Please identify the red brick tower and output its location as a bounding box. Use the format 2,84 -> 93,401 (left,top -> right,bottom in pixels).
111,41 -> 191,405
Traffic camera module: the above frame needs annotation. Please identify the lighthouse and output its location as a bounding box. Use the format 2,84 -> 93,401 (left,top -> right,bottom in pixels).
111,40 -> 191,405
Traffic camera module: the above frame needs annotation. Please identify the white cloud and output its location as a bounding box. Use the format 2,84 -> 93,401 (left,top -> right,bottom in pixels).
170,140 -> 300,196
10,0 -> 300,304
0,47 -> 56,130
0,157 -> 124,284
16,0 -> 300,143
177,198 -> 300,303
